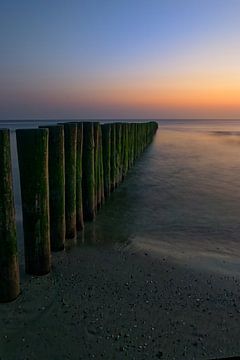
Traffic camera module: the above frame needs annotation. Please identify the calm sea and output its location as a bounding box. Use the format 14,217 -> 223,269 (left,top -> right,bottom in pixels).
2,120 -> 240,275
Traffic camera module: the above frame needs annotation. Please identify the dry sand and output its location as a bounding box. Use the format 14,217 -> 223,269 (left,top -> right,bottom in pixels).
0,239 -> 240,360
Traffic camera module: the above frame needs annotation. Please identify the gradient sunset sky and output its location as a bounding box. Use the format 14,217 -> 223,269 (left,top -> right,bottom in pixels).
1,0 -> 240,120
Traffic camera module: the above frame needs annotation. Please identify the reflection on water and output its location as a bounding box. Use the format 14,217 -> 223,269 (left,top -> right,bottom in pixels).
6,120 -> 240,275
81,121 -> 240,275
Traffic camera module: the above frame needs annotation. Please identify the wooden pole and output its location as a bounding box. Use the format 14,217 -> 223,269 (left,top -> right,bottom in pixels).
122,123 -> 129,179
0,129 -> 20,302
40,125 -> 65,251
110,123 -> 116,191
93,123 -> 100,211
76,123 -> 84,231
115,123 -> 122,185
128,124 -> 131,169
63,123 -> 77,239
99,126 -> 105,206
82,122 -> 95,221
101,124 -> 111,198
16,129 -> 51,275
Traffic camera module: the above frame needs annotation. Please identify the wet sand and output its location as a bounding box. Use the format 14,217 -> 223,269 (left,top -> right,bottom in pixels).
1,241 -> 240,360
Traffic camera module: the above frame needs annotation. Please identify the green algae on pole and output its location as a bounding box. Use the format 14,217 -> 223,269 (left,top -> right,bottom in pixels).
110,123 -> 116,191
134,123 -> 138,161
93,122 -> 100,211
99,126 -> 105,206
40,125 -> 65,251
130,123 -> 135,167
76,123 -> 84,231
82,122 -> 95,221
115,123 -> 122,185
122,123 -> 129,179
0,129 -> 20,302
127,124 -> 131,169
97,124 -> 104,208
16,129 -> 51,275
63,123 -> 77,239
101,123 -> 111,198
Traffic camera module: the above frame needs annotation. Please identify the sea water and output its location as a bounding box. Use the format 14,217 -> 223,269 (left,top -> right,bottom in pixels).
83,120 -> 240,276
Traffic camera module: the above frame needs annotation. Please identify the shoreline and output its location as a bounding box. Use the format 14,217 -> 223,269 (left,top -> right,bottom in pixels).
1,240 -> 240,360
1,124 -> 240,359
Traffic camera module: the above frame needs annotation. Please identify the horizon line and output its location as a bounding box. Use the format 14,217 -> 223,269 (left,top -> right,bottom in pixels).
1,118 -> 240,122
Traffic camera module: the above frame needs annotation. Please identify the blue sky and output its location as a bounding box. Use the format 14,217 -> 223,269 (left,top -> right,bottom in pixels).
1,0 -> 240,119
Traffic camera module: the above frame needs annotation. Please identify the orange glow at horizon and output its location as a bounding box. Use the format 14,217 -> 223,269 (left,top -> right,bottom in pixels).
49,72 -> 240,111
2,44 -> 240,119
2,69 -> 240,119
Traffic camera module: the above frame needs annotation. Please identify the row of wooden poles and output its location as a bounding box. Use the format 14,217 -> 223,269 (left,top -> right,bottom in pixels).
0,121 -> 158,302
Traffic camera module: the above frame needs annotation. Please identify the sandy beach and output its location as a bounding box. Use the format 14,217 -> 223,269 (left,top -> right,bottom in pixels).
1,239 -> 240,360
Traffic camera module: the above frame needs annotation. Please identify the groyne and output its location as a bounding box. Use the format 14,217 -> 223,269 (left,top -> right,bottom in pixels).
0,121 -> 158,302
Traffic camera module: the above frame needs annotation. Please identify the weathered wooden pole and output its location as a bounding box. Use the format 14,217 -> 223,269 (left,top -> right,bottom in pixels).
127,124 -> 131,169
101,124 -> 111,198
130,123 -> 133,168
16,129 -> 51,275
134,123 -> 138,161
144,123 -> 148,148
121,123 -> 125,177
93,123 -> 100,211
144,123 -> 147,150
110,123 -> 116,191
128,123 -> 133,169
97,125 -> 104,208
62,123 -> 77,239
133,123 -> 136,161
0,129 -> 20,302
76,123 -> 84,231
146,123 -> 150,146
115,123 -> 122,185
132,123 -> 136,163
138,123 -> 141,158
40,125 -> 65,251
99,126 -> 105,206
133,123 -> 136,162
122,123 -> 129,179
140,123 -> 144,153
82,122 -> 95,221
140,124 -> 144,153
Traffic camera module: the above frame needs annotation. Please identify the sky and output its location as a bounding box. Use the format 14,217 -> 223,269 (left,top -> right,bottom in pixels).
1,0 -> 240,120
